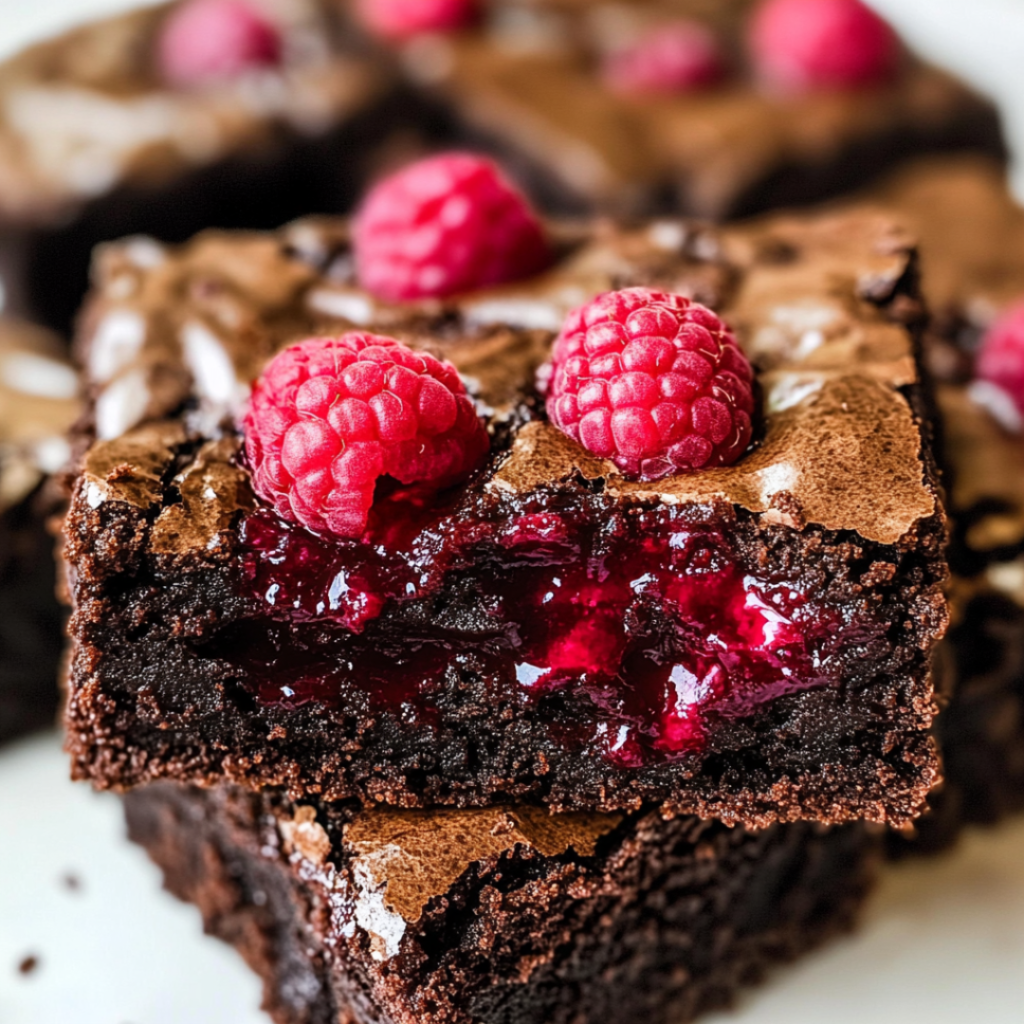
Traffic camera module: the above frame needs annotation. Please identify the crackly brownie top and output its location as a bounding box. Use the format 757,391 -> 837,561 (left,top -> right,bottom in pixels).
0,318 -> 79,511
278,799 -> 620,958
0,0 -> 391,227
74,209 -> 937,549
402,0 -> 989,216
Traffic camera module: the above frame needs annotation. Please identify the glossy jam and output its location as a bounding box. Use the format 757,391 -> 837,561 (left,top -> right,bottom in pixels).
230,495 -> 863,764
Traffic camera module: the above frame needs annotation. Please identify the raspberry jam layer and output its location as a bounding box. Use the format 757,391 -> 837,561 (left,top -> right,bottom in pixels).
227,493 -> 868,765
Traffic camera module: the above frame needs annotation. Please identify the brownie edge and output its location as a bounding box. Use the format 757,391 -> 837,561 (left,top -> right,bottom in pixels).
124,783 -> 880,1024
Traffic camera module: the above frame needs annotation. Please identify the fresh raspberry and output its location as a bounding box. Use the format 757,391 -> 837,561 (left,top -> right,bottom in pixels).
244,334 -> 489,538
976,301 -> 1024,419
749,0 -> 900,92
158,0 -> 282,88
355,0 -> 477,40
545,288 -> 754,478
353,153 -> 551,303
603,21 -> 725,96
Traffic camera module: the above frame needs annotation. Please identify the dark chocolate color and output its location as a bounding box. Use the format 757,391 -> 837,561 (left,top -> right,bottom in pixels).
63,212 -> 947,827
125,782 -> 879,1024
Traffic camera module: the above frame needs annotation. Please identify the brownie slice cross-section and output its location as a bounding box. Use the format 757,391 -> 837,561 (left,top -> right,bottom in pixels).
64,210 -> 947,826
124,781 -> 880,1024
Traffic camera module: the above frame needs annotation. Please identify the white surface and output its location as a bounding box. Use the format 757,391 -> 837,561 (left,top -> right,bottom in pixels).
2,733 -> 1024,1024
1,2 -> 1024,1022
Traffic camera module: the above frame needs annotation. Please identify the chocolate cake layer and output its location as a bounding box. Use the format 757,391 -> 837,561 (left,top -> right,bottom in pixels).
0,0 -> 418,333
0,319 -> 80,742
63,211 -> 947,826
406,0 -> 1005,219
124,782 -> 879,1024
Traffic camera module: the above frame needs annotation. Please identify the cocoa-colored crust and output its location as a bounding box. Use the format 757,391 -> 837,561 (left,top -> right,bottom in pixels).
415,0 -> 1005,219
63,212 -> 947,827
124,782 -> 880,1024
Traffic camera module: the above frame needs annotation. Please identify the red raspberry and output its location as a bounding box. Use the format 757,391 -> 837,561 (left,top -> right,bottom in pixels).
546,288 -> 754,478
355,0 -> 477,40
158,0 -> 282,88
749,0 -> 900,92
353,153 -> 551,303
244,334 -> 489,538
603,21 -> 724,96
976,301 -> 1024,419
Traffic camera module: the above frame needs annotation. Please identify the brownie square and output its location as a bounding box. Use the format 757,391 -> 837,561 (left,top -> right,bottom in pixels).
124,781 -> 879,1024
0,0 -> 422,334
853,156 -> 1024,850
62,209 -> 947,827
405,0 -> 1005,219
0,318 -> 79,742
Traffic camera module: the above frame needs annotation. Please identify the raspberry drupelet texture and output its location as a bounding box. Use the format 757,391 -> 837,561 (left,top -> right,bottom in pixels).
603,21 -> 725,96
976,301 -> 1024,419
353,153 -> 551,303
546,288 -> 755,478
158,0 -> 283,88
356,0 -> 478,40
244,334 -> 489,538
749,0 -> 899,92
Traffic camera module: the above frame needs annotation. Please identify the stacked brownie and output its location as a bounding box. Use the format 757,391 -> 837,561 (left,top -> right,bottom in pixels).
36,1 -> 1024,1020
0,318 -> 79,742
59,187 -> 950,1022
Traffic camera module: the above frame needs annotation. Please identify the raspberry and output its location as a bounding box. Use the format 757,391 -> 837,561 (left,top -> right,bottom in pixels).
353,153 -> 551,303
158,0 -> 282,88
244,334 -> 489,538
976,301 -> 1024,419
749,0 -> 900,92
355,0 -> 477,40
603,21 -> 724,96
545,288 -> 754,478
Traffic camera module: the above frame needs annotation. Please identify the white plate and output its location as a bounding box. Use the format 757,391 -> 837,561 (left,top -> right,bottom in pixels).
1,732 -> 1023,1024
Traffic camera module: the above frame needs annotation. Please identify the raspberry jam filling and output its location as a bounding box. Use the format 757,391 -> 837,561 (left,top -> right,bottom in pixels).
223,492 -> 871,765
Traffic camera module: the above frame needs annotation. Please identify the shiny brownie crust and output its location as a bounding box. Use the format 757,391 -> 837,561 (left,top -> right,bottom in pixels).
124,782 -> 879,1024
64,213 -> 948,826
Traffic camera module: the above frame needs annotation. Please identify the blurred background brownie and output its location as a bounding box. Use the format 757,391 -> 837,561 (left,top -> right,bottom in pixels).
393,0 -> 1005,219
0,317 -> 79,743
836,155 -> 1024,851
0,0 -> 422,334
124,782 -> 879,1024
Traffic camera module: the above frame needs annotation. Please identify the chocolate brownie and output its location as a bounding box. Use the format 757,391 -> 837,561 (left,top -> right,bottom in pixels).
849,156 -> 1024,850
0,318 -> 80,743
62,209 -> 947,827
124,781 -> 879,1024
400,0 -> 1004,219
0,0 -> 419,333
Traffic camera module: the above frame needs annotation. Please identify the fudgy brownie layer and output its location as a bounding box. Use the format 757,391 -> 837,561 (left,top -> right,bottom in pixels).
125,782 -> 879,1024
0,0 -> 417,332
64,212 -> 947,826
0,319 -> 79,743
408,0 -> 1005,219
